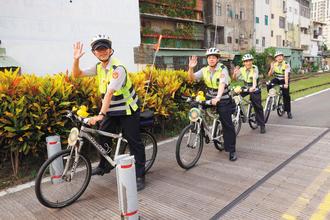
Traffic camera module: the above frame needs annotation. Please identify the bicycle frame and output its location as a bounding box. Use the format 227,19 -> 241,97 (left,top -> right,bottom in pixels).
266,86 -> 283,111
233,91 -> 253,123
189,106 -> 220,143
62,123 -> 128,181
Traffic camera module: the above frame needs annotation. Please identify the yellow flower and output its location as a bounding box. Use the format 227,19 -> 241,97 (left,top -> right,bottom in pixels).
77,105 -> 89,118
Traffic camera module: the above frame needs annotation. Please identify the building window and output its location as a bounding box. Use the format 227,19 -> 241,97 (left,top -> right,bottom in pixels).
256,17 -> 259,23
235,39 -> 239,44
283,40 -> 285,47
262,37 -> 266,47
279,16 -> 285,29
210,27 -> 225,45
271,30 -> 273,37
215,0 -> 221,16
265,0 -> 269,4
227,5 -> 233,18
240,9 -> 244,20
227,36 -> 232,43
256,39 -> 259,44
265,15 -> 268,25
271,14 -> 274,19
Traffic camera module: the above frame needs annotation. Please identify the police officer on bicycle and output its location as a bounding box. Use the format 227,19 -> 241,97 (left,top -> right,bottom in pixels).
267,51 -> 292,119
187,48 -> 237,161
72,35 -> 146,190
233,54 -> 266,134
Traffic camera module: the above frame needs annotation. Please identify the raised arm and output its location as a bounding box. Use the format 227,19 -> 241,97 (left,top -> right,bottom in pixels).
188,56 -> 198,81
72,42 -> 86,78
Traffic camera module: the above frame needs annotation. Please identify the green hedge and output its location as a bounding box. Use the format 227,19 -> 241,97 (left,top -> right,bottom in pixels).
0,68 -> 201,176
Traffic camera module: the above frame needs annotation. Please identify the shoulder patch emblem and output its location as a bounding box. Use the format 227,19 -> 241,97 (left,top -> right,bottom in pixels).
112,72 -> 119,79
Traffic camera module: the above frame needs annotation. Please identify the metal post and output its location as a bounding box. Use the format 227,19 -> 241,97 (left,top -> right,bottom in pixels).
46,135 -> 63,184
116,154 -> 139,220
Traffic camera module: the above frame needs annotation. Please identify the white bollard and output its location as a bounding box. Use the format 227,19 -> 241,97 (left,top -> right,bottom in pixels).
116,154 -> 139,220
46,135 -> 64,184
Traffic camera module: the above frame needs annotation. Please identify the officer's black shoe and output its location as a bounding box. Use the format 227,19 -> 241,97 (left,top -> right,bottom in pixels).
287,112 -> 293,119
136,177 -> 145,191
91,166 -> 111,176
260,126 -> 266,134
229,152 -> 237,161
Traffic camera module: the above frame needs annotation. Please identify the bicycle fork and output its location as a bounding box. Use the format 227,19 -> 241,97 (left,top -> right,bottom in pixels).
186,122 -> 201,148
62,139 -> 83,181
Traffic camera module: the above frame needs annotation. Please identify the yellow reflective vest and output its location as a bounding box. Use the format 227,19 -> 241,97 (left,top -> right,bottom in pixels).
201,63 -> 230,99
96,58 -> 139,116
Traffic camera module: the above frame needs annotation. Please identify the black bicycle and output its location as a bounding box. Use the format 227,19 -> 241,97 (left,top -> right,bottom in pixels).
35,111 -> 157,208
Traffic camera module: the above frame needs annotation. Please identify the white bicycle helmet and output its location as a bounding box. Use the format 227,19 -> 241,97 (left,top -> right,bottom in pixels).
274,51 -> 284,58
242,53 -> 254,61
205,47 -> 220,57
90,34 -> 112,50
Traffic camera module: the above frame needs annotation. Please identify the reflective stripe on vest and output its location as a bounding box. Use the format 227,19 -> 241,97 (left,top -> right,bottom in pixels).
273,61 -> 287,79
202,63 -> 230,99
96,58 -> 139,116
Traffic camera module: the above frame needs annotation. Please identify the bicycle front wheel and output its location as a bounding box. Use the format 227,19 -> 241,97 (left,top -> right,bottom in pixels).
232,106 -> 242,135
35,149 -> 91,208
264,96 -> 273,123
176,123 -> 203,170
248,104 -> 258,129
277,95 -> 285,116
213,119 -> 224,151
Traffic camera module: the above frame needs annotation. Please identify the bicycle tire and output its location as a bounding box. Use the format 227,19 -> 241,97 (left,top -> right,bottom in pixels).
264,96 -> 273,123
277,95 -> 285,116
213,120 -> 224,151
120,130 -> 157,174
35,149 -> 91,208
248,104 -> 258,129
232,106 -> 242,135
176,123 -> 203,170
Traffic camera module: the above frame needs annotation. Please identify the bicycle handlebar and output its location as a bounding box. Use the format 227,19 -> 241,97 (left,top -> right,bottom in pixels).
65,111 -> 90,125
232,86 -> 260,94
266,81 -> 285,88
182,96 -> 213,107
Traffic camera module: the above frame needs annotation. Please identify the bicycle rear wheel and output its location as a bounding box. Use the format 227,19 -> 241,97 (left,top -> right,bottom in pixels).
120,130 -> 157,174
264,96 -> 273,123
35,149 -> 91,208
176,123 -> 203,170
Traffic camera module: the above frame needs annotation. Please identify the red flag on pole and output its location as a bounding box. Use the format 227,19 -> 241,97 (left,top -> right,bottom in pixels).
154,35 -> 162,52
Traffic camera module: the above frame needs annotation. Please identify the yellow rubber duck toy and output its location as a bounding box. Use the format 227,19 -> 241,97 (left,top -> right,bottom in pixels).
234,86 -> 242,94
196,91 -> 206,102
77,105 -> 89,118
